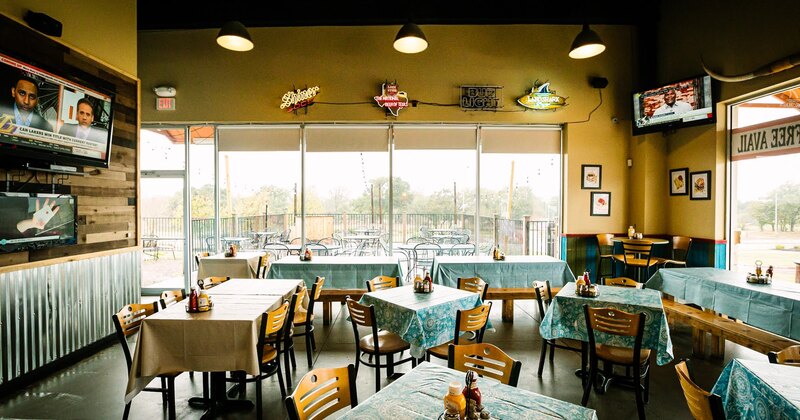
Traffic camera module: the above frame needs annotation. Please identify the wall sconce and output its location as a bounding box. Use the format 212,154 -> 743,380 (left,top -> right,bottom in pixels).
569,24 -> 605,59
217,21 -> 254,52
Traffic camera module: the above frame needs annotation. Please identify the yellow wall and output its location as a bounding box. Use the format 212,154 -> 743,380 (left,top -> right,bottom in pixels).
1,0 -> 137,75
630,0 -> 800,240
138,24 -> 636,234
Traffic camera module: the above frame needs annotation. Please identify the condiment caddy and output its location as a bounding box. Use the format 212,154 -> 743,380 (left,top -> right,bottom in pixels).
575,269 -> 599,297
746,260 -> 773,284
414,272 -> 434,294
224,244 -> 238,257
185,279 -> 213,312
491,245 -> 505,261
299,247 -> 313,261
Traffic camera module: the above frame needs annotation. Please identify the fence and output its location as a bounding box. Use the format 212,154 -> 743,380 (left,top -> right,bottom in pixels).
142,213 -> 557,258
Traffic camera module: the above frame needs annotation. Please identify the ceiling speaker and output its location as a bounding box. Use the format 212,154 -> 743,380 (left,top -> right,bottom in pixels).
24,10 -> 62,37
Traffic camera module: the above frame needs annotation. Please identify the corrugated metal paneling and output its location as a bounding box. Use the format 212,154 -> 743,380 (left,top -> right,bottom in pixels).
0,251 -> 140,385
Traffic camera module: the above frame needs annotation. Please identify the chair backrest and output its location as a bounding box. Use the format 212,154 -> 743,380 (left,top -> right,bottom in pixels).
622,240 -> 654,264
205,237 -> 216,252
532,280 -> 553,321
457,277 -> 489,301
310,277 -> 325,302
195,251 -> 210,267
201,276 -> 229,289
596,233 -> 615,251
583,305 -> 646,363
768,345 -> 800,366
672,236 -> 693,261
280,229 -> 292,242
111,302 -> 159,368
258,301 -> 291,361
366,275 -> 399,292
284,364 -> 358,420
447,343 -> 522,387
293,287 -> 308,316
675,360 -> 726,420
453,303 -> 492,344
345,297 -> 380,353
257,253 -> 271,278
159,289 -> 186,309
603,277 -> 643,289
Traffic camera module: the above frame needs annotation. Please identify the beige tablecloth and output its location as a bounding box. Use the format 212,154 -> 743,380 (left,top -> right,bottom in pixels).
196,252 -> 264,279
124,279 -> 301,402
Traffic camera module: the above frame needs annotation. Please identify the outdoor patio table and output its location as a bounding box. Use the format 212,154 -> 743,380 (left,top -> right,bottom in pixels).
340,362 -> 598,419
263,243 -> 342,256
712,358 -> 800,419
207,278 -> 303,296
359,285 -> 485,358
647,267 -> 800,341
431,255 -> 575,288
266,255 -> 403,289
396,243 -> 474,255
539,282 -> 674,365
125,279 -> 301,416
197,251 -> 264,279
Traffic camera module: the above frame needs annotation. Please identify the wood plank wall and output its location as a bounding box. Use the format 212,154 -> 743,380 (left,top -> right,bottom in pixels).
0,15 -> 138,268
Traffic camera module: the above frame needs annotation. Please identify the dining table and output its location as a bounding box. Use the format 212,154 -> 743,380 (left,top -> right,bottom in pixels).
539,282 -> 674,366
712,358 -> 800,419
340,362 -> 598,419
196,251 -> 264,279
358,284 -> 486,358
647,267 -> 800,341
125,278 -> 303,418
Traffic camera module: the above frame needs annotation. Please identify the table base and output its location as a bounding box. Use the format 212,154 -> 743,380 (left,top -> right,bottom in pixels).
188,372 -> 255,419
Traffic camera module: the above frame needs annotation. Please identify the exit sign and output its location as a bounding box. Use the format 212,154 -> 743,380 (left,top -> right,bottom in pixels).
156,97 -> 175,110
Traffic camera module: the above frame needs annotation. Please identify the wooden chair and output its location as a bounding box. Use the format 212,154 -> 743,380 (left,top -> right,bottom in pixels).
284,364 -> 358,420
675,360 -> 726,420
447,343 -> 522,387
112,302 -> 179,420
603,277 -> 643,289
345,297 -> 416,392
199,276 -> 229,289
293,277 -> 325,367
596,234 -> 619,281
533,281 -> 582,377
457,277 -> 489,301
614,240 -> 658,282
194,251 -> 210,268
278,288 -> 306,388
657,236 -> 692,268
256,252 -> 271,278
366,275 -> 400,292
581,305 -> 651,420
427,303 -> 492,361
768,344 -> 800,366
159,289 -> 186,309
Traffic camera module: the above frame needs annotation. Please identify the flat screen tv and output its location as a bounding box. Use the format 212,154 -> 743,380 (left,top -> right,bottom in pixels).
632,74 -> 715,136
0,192 -> 77,253
0,51 -> 114,168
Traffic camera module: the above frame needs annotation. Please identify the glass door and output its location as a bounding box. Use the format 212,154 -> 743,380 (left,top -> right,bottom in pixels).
140,127 -> 188,294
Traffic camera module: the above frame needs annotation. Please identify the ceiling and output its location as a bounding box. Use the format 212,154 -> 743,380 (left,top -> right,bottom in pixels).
137,1 -> 661,31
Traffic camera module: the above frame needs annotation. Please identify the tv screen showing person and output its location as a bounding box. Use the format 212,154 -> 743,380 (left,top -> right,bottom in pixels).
58,97 -> 107,143
0,74 -> 53,132
652,87 -> 693,117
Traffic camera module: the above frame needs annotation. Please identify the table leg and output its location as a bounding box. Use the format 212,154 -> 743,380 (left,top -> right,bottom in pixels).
323,302 -> 332,325
501,299 -> 514,322
691,328 -> 706,358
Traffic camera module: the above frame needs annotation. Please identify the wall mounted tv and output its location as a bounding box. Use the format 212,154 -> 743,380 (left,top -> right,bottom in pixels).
0,52 -> 115,168
0,192 -> 77,253
632,74 -> 715,136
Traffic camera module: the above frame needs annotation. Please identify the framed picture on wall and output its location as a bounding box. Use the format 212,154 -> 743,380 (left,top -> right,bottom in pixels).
669,167 -> 689,196
581,164 -> 602,189
590,191 -> 611,216
690,170 -> 711,200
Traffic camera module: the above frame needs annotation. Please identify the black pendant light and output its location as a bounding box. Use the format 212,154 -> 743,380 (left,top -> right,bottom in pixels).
217,21 -> 254,52
393,22 -> 428,54
569,24 -> 605,59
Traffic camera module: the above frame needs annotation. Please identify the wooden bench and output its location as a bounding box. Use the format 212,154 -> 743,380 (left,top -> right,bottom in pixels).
662,298 -> 799,358
318,286 -> 561,325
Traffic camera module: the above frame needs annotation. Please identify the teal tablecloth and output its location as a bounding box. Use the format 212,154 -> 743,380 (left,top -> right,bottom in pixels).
539,282 -> 674,365
266,256 -> 403,289
647,268 -> 800,340
712,359 -> 800,419
340,362 -> 598,420
359,285 -> 484,358
431,255 -> 575,288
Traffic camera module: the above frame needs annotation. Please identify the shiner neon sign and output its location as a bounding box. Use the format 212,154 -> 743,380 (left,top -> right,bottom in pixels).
280,86 -> 320,112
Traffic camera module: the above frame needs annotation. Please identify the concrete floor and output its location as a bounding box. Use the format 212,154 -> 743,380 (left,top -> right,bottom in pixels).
0,299 -> 764,419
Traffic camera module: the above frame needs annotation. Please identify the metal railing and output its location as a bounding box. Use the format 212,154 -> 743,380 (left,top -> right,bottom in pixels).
142,213 -> 557,258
